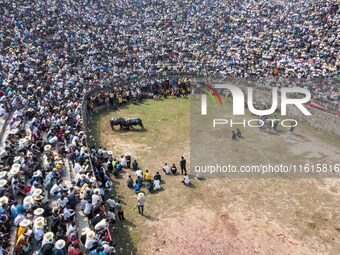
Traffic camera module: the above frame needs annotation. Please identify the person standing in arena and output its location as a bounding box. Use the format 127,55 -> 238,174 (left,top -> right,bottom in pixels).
180,156 -> 187,175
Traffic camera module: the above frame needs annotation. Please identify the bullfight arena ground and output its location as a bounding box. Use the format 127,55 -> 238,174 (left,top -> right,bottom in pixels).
87,97 -> 340,255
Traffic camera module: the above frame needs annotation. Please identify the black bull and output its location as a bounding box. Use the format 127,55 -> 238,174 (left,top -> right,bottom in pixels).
110,117 -> 144,130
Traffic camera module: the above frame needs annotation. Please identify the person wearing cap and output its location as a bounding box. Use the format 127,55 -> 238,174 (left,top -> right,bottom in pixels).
137,193 -> 145,216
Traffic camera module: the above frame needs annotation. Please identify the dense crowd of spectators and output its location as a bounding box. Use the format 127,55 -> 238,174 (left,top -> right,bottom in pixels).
0,0 -> 339,254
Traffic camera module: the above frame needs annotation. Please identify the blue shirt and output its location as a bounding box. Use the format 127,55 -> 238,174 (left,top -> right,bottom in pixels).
11,205 -> 19,218
0,206 -> 6,215
133,183 -> 141,192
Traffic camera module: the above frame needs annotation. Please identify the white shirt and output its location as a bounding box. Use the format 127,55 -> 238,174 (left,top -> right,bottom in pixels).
94,219 -> 107,231
163,165 -> 170,174
49,136 -> 58,144
91,194 -> 100,205
136,169 -> 143,178
106,198 -> 115,208
120,157 -> 126,166
84,202 -> 93,215
105,180 -> 112,190
107,211 -> 115,220
74,162 -> 83,173
57,197 -> 69,208
0,150 -> 7,159
34,227 -> 44,241
85,239 -> 96,250
184,175 -> 190,185
154,179 -> 161,189
50,183 -> 62,195
63,207 -> 75,220
14,213 -> 26,226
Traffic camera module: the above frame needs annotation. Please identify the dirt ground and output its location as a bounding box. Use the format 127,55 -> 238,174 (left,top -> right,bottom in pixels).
88,98 -> 340,255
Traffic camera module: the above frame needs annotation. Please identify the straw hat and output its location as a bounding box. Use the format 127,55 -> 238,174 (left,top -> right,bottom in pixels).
33,195 -> 44,201
0,196 -> 9,204
10,163 -> 21,175
0,180 -> 7,187
32,189 -> 43,197
19,219 -> 32,227
23,196 -> 33,205
0,171 -> 7,179
90,177 -> 97,183
12,163 -> 21,169
35,216 -> 44,223
86,230 -> 95,240
10,168 -> 20,175
13,156 -> 22,162
24,136 -> 31,142
81,227 -> 90,236
43,232 -> 54,242
55,239 -> 66,249
137,192 -> 145,198
9,130 -> 17,135
44,145 -> 52,151
93,188 -> 100,194
33,208 -> 44,216
33,171 -> 40,177
34,219 -> 45,228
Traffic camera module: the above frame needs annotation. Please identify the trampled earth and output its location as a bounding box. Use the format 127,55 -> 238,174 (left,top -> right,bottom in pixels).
87,98 -> 340,255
